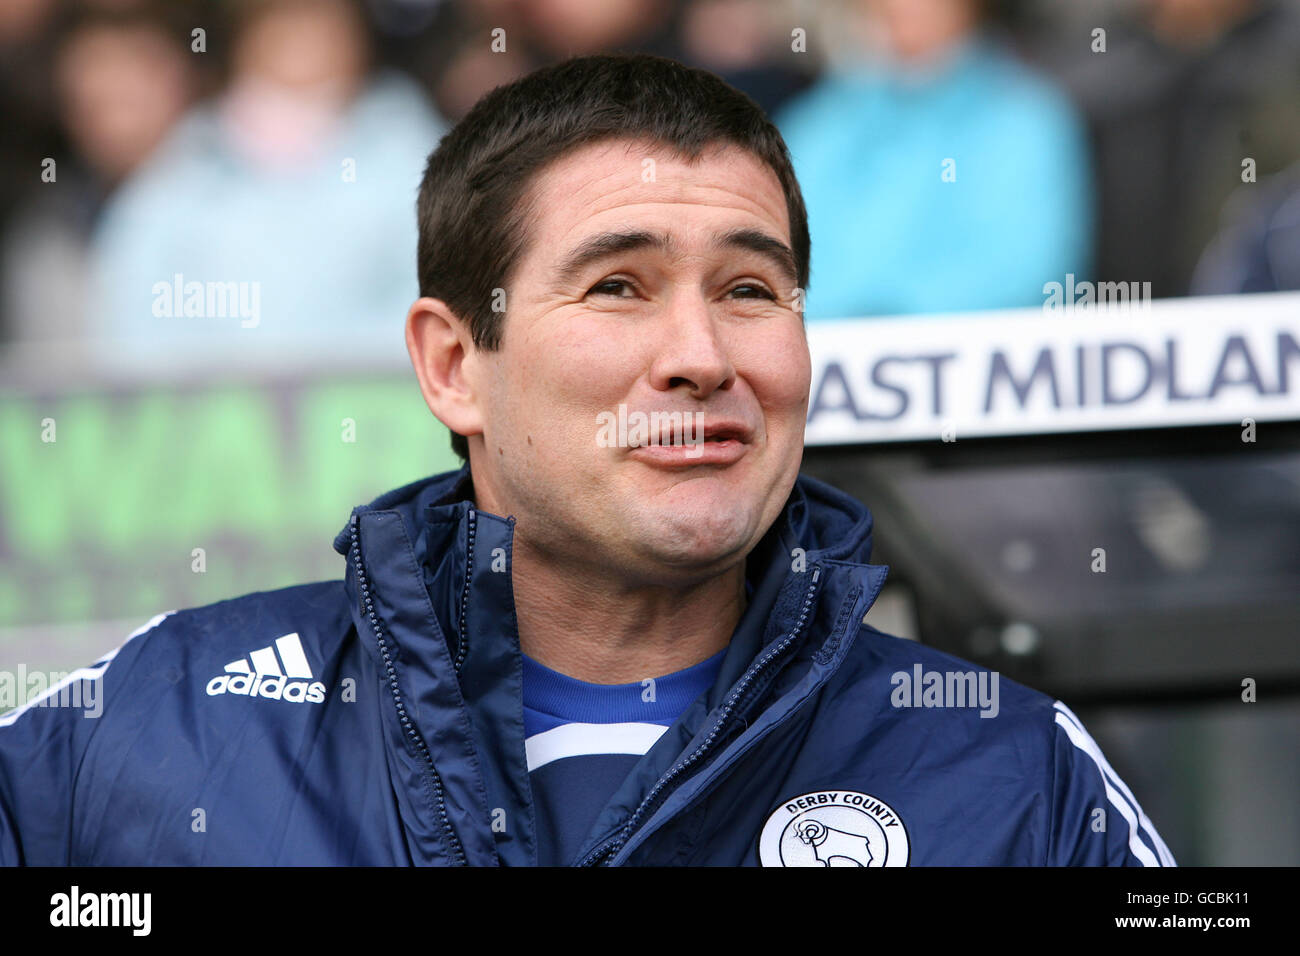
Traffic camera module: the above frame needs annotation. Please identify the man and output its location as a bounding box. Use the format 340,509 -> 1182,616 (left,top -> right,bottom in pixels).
0,54 -> 1173,866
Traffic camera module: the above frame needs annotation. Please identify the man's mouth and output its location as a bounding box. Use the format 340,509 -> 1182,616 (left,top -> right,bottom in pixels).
626,419 -> 753,466
627,419 -> 751,443
595,404 -> 755,465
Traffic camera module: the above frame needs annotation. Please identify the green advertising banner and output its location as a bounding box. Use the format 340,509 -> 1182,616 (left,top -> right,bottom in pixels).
0,373 -> 459,681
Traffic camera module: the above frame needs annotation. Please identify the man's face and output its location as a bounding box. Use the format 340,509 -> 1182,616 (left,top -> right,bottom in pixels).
466,137 -> 810,585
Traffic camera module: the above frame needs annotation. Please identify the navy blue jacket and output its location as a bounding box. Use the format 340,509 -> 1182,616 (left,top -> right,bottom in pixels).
0,468 -> 1174,866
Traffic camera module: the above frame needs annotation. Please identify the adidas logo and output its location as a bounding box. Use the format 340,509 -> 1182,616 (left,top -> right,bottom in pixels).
205,633 -> 326,704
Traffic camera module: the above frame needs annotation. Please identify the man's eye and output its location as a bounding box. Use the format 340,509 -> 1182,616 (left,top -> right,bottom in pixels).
729,284 -> 776,300
589,279 -> 634,297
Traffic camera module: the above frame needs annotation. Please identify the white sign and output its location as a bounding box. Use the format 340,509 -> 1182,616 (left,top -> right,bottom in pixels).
804,292 -> 1300,444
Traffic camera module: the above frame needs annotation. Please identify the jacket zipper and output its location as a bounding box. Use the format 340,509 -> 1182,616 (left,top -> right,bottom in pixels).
454,508 -> 476,673
578,566 -> 823,866
349,515 -> 468,866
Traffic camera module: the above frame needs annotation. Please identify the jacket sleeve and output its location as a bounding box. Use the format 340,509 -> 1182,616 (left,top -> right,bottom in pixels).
1046,700 -> 1176,866
0,612 -> 171,865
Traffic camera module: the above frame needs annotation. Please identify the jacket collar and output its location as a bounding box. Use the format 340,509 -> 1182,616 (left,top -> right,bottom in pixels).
331,463 -> 881,557
332,463 -> 883,621
333,465 -> 886,687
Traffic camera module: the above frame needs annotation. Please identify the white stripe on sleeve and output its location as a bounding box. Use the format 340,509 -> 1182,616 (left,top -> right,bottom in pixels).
1054,701 -> 1176,866
0,611 -> 174,729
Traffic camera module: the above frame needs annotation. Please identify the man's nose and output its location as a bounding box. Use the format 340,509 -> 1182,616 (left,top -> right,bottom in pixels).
647,293 -> 736,398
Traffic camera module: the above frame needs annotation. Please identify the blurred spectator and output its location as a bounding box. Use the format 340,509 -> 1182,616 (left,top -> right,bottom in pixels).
1192,160 -> 1300,294
514,0 -> 813,116
677,0 -> 815,115
518,0 -> 676,56
1049,0 -> 1300,298
87,0 -> 445,368
422,0 -> 536,121
409,0 -> 812,125
0,0 -> 60,232
775,0 -> 1092,320
416,0 -> 683,122
2,2 -> 197,347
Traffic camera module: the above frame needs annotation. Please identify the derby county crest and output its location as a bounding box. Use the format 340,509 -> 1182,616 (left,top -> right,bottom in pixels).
758,790 -> 910,867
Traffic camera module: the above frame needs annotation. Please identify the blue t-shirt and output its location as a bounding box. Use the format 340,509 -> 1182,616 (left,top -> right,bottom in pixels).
522,647 -> 727,865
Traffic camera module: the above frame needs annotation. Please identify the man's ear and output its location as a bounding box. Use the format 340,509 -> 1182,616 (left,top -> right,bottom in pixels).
406,297 -> 486,440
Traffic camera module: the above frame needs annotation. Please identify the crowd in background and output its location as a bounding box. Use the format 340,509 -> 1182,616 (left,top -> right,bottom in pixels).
2,0 -> 1299,366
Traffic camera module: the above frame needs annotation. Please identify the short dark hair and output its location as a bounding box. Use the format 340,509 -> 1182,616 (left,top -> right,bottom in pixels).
415,53 -> 811,461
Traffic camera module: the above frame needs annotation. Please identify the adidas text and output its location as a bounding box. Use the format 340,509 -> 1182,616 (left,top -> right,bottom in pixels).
206,672 -> 326,703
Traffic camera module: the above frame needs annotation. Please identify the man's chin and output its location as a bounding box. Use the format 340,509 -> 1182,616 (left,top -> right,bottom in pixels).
611,461 -> 782,568
629,503 -> 759,571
